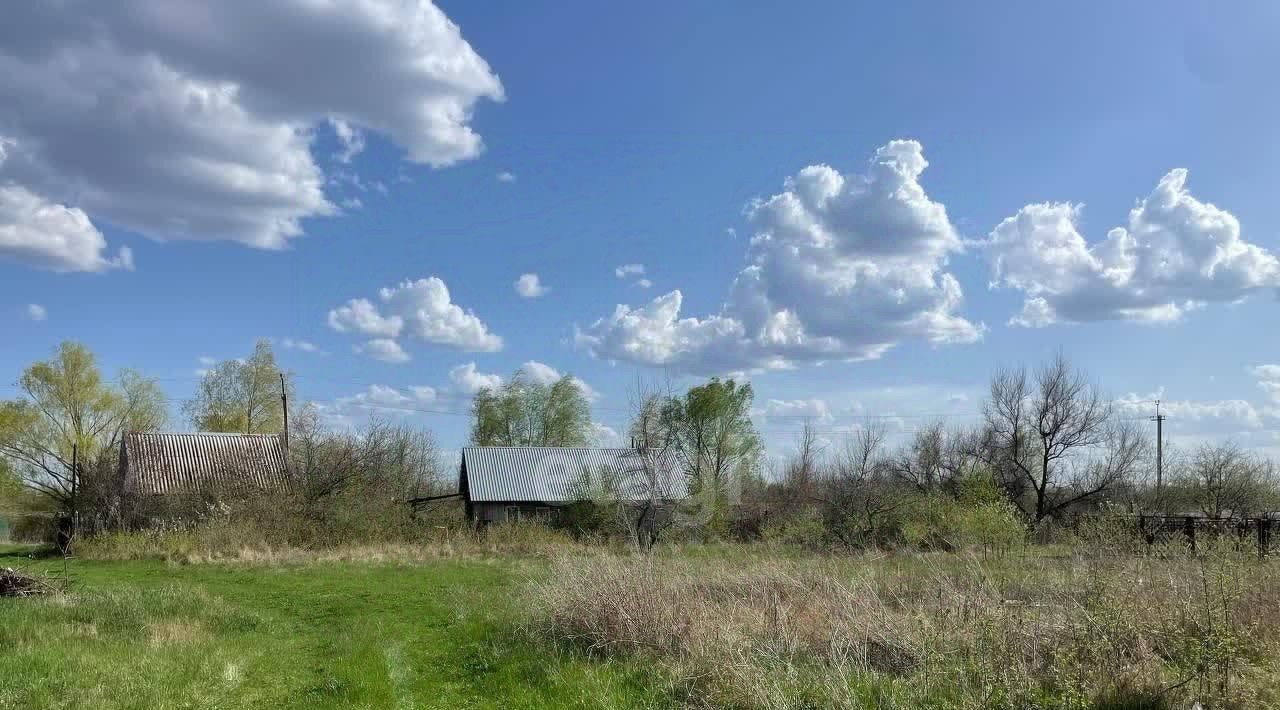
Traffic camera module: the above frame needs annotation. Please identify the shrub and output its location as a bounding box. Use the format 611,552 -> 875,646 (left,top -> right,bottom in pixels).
900,485 -> 1025,553
760,508 -> 828,549
8,513 -> 56,544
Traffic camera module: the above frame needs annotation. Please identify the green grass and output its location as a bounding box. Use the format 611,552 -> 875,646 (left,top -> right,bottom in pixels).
0,545 -> 670,709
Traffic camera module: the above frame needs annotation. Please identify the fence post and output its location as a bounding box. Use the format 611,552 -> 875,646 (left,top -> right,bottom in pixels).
1184,516 -> 1196,555
1260,519 -> 1272,559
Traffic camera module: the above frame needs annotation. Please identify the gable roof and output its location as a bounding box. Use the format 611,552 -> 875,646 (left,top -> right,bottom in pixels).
121,432 -> 288,495
461,446 -> 684,503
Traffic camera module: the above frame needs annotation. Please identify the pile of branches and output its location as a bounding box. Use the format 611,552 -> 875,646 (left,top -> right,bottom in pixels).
0,567 -> 53,597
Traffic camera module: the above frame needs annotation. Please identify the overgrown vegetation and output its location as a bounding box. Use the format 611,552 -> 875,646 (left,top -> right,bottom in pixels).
4,343 -> 1280,708
527,546 -> 1280,709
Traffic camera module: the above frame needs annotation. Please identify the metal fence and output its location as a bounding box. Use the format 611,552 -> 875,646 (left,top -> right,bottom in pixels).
1133,514 -> 1277,558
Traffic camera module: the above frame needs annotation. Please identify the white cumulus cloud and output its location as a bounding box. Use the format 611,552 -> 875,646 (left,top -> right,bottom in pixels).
987,169 -> 1280,326
449,362 -> 502,395
25,303 -> 47,321
762,398 -> 832,422
0,185 -> 132,272
519,360 -> 597,400
514,273 -> 548,299
0,1 -> 502,269
1254,365 -> 1280,412
1113,391 -> 1263,429
329,276 -> 501,360
355,338 -> 410,364
318,383 -> 438,427
580,140 -> 983,374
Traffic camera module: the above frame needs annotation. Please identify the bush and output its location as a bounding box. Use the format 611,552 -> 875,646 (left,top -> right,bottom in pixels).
8,513 -> 56,544
900,477 -> 1026,553
761,508 -> 828,549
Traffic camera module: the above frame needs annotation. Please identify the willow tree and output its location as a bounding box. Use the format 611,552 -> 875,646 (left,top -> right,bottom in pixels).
183,339 -> 294,434
659,377 -> 761,526
469,368 -> 592,447
0,342 -> 166,524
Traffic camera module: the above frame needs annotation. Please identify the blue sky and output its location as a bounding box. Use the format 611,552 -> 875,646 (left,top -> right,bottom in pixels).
2,1 -> 1279,458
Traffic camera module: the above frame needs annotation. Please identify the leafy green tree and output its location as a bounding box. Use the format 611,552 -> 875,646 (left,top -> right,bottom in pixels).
659,378 -> 761,525
0,342 -> 167,520
470,368 -> 592,447
183,339 -> 294,434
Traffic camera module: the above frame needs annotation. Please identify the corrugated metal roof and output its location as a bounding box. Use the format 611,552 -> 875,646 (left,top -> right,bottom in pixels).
461,446 -> 684,503
122,432 -> 288,496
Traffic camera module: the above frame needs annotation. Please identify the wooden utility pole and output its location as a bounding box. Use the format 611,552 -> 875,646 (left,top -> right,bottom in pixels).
1151,400 -> 1166,491
280,372 -> 289,451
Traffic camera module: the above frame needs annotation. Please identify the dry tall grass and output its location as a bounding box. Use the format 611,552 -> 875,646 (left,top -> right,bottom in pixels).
77,520 -> 587,564
526,551 -> 1280,709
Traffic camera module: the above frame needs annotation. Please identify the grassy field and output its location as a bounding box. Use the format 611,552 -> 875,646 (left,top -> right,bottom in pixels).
0,544 -> 667,709
3,536 -> 1279,709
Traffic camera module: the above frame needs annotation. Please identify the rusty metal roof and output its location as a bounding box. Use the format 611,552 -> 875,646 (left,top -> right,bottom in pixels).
461,446 -> 684,503
121,432 -> 288,495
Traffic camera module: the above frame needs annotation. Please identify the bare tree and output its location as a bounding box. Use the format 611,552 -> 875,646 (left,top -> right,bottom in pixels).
287,406 -> 444,504
818,423 -> 907,547
622,380 -> 682,550
782,419 -> 824,509
1180,442 -> 1277,519
892,420 -> 985,493
978,353 -> 1143,522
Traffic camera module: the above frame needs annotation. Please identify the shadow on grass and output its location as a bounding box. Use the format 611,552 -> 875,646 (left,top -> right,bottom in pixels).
0,543 -> 61,561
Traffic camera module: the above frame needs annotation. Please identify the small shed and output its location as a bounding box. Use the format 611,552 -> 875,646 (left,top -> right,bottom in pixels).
119,432 -> 289,496
459,446 -> 683,524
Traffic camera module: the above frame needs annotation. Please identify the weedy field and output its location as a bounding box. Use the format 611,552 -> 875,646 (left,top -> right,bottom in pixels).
2,533 -> 1279,710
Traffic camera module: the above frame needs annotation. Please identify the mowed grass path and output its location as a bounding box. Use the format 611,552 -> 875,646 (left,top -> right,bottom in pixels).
0,547 -> 666,709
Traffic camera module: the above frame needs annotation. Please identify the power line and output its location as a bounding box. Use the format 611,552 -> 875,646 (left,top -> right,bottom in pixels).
1152,400 -> 1167,491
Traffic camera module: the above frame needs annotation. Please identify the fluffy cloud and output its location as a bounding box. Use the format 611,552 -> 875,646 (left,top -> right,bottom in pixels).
1113,391 -> 1263,429
0,2 -> 501,269
1254,365 -> 1280,411
520,360 -> 562,385
496,171 -> 516,183
25,303 -> 47,321
0,185 -> 133,272
519,360 -> 597,400
761,398 -> 832,422
592,422 -> 624,447
330,276 -> 502,359
577,291 -> 761,373
514,273 -> 548,299
355,338 -> 410,364
318,383 -> 437,427
328,298 -> 403,338
580,141 -> 983,373
987,170 -> 1280,326
449,362 -> 502,395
